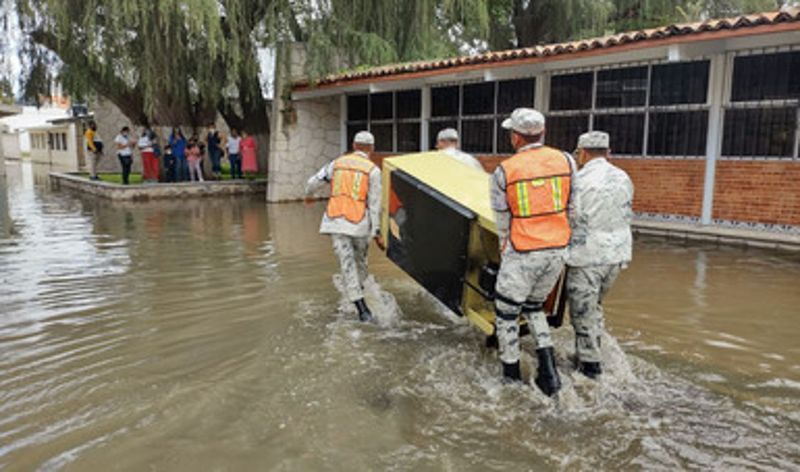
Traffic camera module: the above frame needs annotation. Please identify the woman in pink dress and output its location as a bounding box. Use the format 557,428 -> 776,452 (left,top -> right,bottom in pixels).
240,131 -> 258,175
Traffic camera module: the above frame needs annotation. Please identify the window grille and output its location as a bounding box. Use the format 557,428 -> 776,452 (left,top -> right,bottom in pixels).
429,78 -> 536,154
547,59 -> 711,158
722,47 -> 800,160
346,89 -> 422,153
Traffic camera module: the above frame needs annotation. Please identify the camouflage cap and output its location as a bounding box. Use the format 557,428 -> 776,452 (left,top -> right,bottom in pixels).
501,108 -> 545,136
436,128 -> 459,141
577,131 -> 610,150
353,131 -> 375,145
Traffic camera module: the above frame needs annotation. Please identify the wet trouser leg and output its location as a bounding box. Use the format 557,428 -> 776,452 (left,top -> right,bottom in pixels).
567,264 -> 622,364
352,237 -> 370,289
494,250 -> 565,365
332,234 -> 369,303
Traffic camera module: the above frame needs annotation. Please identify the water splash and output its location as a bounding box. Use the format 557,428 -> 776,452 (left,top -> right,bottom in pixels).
332,274 -> 403,327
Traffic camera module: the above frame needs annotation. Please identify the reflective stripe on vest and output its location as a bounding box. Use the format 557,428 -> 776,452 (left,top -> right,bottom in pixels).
326,154 -> 375,224
501,146 -> 572,252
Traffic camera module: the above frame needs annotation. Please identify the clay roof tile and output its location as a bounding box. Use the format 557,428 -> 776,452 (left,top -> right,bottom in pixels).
297,8 -> 800,89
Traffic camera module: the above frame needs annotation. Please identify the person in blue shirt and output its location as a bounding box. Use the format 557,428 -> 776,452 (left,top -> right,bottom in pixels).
168,128 -> 187,182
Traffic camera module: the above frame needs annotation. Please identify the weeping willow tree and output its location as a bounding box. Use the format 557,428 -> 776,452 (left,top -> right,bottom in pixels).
8,0 -> 494,171
288,0 -> 492,81
487,0 -> 783,49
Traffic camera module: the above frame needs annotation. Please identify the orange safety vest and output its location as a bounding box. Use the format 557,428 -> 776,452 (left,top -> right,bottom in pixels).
500,146 -> 572,252
326,153 -> 376,224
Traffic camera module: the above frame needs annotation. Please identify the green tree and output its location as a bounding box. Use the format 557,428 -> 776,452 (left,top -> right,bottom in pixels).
0,77 -> 13,105
8,0 -> 493,170
489,0 -> 782,48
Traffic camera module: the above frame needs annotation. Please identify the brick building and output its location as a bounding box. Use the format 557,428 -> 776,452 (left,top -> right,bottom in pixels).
271,8 -> 800,232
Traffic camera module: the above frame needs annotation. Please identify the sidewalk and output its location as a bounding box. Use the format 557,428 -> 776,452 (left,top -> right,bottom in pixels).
633,219 -> 800,252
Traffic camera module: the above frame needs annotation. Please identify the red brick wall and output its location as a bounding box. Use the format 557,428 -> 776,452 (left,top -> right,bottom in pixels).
610,158 -> 705,217
378,152 -> 800,226
713,161 -> 800,226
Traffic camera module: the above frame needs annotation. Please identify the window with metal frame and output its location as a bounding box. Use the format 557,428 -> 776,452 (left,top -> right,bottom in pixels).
722,48 -> 800,160
346,90 -> 422,153
547,59 -> 710,158
429,78 -> 536,155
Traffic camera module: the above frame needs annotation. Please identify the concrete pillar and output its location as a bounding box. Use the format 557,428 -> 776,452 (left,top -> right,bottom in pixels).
701,53 -> 727,225
421,86 -> 431,150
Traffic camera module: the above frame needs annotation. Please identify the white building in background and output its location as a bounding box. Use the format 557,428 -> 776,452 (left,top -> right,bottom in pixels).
0,106 -> 70,156
0,105 -> 23,172
27,116 -> 88,172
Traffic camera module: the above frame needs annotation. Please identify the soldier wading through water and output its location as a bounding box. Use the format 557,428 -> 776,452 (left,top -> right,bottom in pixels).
491,108 -> 577,397
305,131 -> 383,322
566,131 -> 634,379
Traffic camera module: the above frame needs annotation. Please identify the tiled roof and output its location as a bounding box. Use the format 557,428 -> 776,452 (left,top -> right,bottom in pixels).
294,8 -> 800,90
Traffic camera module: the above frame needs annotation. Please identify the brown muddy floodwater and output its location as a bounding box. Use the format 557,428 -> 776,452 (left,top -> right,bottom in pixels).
1,161 -> 799,471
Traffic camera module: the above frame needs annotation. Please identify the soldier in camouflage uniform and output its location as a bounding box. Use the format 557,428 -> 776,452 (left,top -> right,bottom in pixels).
566,131 -> 634,378
492,108 -> 577,397
305,131 -> 383,322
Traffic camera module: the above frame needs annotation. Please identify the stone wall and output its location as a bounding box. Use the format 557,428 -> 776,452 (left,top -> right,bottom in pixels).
267,43 -> 342,202
50,172 -> 267,201
92,97 -> 140,173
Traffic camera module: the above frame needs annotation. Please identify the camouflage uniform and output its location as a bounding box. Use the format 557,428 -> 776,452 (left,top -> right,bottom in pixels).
331,234 -> 370,302
305,149 -> 382,304
566,132 -> 634,364
491,142 -> 576,365
494,249 -> 565,364
566,264 -> 622,362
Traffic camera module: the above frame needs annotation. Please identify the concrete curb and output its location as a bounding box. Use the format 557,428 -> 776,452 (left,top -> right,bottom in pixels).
633,220 -> 800,252
49,172 -> 267,201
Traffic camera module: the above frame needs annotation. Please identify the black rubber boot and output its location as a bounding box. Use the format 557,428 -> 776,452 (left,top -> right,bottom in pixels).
578,361 -> 602,379
534,347 -> 562,397
354,299 -> 374,323
502,361 -> 522,383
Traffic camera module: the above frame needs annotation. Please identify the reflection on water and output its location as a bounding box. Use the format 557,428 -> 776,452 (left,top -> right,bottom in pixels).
1,161 -> 799,470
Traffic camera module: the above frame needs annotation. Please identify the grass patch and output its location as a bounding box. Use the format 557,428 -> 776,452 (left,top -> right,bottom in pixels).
74,168 -> 265,184
76,172 -> 144,184
218,163 -> 266,180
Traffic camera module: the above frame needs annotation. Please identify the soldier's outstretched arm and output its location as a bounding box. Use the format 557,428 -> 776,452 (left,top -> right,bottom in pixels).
304,161 -> 335,196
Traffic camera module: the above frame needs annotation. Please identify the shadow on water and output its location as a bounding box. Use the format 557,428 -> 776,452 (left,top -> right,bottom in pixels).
1,161 -> 799,470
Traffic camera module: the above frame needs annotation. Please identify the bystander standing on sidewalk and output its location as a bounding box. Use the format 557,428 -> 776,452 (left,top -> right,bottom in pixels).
163,144 -> 176,182
187,139 -> 205,182
114,126 -> 136,185
139,127 -> 159,183
225,128 -> 243,180
169,128 -> 187,182
84,121 -> 104,180
241,130 -> 258,177
206,124 -> 222,179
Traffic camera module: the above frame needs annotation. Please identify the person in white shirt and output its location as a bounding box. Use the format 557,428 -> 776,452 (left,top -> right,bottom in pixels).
114,126 -> 136,185
435,128 -> 484,172
566,131 -> 634,379
225,128 -> 243,179
304,131 -> 383,322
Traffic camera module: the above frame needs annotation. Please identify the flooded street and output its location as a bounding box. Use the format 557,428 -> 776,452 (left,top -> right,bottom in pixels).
1,161 -> 799,471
